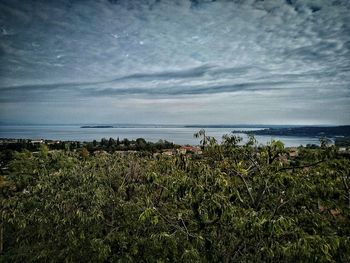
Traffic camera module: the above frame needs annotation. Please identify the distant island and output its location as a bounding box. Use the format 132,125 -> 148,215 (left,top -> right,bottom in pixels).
237,125 -> 350,137
185,124 -> 298,129
81,125 -> 113,128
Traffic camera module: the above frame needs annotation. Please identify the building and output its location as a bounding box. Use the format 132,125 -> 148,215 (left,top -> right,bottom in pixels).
178,146 -> 202,155
288,147 -> 298,157
162,149 -> 177,156
31,139 -> 44,144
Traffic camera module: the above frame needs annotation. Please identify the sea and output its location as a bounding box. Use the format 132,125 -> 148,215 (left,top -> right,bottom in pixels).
0,125 -> 323,147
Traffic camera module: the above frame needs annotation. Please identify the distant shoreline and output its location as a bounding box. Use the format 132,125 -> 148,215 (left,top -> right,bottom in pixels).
0,123 -> 342,128
1,125 -> 348,147
78,125 -> 313,129
237,125 -> 350,137
81,125 -> 113,128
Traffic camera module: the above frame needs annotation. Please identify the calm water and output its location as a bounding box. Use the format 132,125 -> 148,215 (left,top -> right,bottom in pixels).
0,125 -> 322,147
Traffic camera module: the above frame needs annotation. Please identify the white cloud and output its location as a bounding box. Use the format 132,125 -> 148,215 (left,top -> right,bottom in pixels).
0,0 -> 349,124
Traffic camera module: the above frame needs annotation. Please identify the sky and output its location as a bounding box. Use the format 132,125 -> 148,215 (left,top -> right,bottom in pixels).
0,0 -> 349,125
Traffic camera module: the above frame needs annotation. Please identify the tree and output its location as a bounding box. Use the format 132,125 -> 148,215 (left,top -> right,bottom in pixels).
194,129 -> 212,149
135,138 -> 147,150
222,134 -> 242,147
39,144 -> 49,159
100,138 -> 108,147
108,138 -> 116,148
80,147 -> 89,159
320,137 -> 332,148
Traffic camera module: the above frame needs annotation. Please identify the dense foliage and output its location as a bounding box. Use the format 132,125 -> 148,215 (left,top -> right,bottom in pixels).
1,134 -> 350,262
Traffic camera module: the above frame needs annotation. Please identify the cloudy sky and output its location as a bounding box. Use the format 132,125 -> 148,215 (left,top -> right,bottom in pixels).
0,0 -> 349,125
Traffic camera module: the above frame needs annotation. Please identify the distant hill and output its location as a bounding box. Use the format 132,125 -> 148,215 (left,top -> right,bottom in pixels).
81,125 -> 113,128
239,126 -> 350,137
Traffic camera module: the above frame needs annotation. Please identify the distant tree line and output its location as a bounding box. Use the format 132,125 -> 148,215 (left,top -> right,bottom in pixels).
0,137 -> 176,154
0,138 -> 176,170
86,137 -> 176,153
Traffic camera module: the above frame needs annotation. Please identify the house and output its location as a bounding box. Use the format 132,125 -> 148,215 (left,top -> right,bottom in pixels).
178,147 -> 187,155
178,146 -> 202,154
94,150 -> 108,156
338,147 -> 347,153
288,147 -> 298,157
279,153 -> 289,165
31,139 -> 44,144
162,149 -> 177,156
47,140 -> 61,145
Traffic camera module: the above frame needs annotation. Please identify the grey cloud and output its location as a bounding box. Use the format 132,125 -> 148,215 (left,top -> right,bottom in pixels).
0,78 -> 331,103
114,64 -> 213,81
0,64 -> 264,91
87,81 -> 292,97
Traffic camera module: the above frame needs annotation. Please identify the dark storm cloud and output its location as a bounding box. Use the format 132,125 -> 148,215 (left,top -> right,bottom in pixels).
0,0 -> 349,124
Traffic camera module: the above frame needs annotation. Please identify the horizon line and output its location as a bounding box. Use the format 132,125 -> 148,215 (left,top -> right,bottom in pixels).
1,123 -> 349,127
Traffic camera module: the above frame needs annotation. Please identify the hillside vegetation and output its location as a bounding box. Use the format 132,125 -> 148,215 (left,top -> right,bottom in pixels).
1,133 -> 350,262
